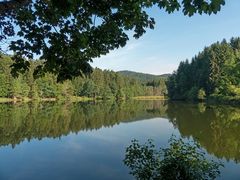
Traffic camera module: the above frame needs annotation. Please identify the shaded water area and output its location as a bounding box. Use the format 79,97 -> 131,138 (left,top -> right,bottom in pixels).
0,100 -> 240,179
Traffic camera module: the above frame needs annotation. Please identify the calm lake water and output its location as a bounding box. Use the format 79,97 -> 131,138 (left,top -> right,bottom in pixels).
0,100 -> 240,180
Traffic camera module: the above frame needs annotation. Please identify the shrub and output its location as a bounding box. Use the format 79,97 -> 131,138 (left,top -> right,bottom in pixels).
124,136 -> 223,180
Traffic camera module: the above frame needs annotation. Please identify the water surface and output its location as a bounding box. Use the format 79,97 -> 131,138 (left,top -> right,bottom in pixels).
0,101 -> 239,179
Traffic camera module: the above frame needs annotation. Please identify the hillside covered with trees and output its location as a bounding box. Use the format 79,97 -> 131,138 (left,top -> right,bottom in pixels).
167,37 -> 240,104
118,70 -> 170,82
118,70 -> 168,97
0,55 -> 167,101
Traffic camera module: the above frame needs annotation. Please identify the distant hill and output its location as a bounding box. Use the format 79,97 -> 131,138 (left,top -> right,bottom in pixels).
118,70 -> 170,83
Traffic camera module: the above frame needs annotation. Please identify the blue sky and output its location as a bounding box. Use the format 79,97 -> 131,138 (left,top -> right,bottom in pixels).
91,0 -> 240,75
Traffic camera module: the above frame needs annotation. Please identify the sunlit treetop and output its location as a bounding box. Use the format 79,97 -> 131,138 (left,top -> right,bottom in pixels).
0,0 -> 225,81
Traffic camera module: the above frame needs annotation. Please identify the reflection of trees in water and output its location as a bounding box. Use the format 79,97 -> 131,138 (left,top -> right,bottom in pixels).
167,102 -> 240,162
0,100 -> 167,148
3,100 -> 238,162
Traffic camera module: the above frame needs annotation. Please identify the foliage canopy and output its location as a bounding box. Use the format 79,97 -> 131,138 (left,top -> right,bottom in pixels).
0,0 -> 225,80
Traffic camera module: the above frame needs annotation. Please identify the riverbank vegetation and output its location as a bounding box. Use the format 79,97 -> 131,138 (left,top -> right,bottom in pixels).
167,37 -> 240,104
133,96 -> 166,100
0,55 -> 167,102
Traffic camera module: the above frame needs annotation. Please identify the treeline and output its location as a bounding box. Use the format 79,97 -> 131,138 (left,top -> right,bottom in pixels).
167,37 -> 240,103
0,55 -> 167,100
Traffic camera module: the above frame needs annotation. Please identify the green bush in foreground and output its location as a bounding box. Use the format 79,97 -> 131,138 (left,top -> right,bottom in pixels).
124,137 -> 223,180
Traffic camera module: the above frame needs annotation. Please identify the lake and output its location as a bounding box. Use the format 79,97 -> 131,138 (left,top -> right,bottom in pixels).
0,100 -> 240,180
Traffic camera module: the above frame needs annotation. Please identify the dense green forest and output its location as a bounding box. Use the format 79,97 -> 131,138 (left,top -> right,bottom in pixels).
0,55 -> 167,101
167,37 -> 240,104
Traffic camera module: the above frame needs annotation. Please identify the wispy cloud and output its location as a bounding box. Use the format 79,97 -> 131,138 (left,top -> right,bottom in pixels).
91,40 -> 142,70
92,42 -> 177,75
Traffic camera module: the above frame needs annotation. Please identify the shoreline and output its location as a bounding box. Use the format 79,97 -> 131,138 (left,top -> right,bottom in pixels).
1,96 -> 239,106
0,97 -> 57,103
132,96 -> 166,100
0,96 -> 167,104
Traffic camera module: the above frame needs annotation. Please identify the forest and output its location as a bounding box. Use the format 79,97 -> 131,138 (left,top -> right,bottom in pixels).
167,37 -> 240,104
0,55 -> 167,101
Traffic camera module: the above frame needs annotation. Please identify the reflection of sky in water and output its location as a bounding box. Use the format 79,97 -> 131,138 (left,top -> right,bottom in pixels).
220,160 -> 240,180
0,118 -> 177,180
1,117 -> 240,179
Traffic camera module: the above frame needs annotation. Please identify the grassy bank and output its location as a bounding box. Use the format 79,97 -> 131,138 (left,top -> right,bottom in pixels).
0,98 -> 15,103
68,96 -> 95,102
133,96 -> 166,100
0,97 -> 54,103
